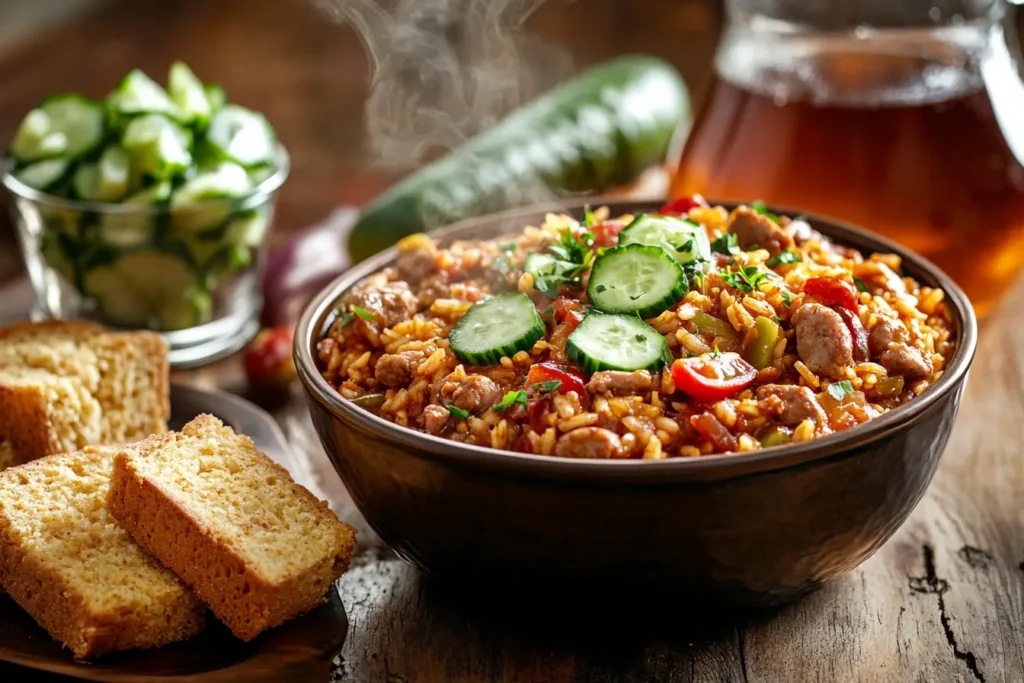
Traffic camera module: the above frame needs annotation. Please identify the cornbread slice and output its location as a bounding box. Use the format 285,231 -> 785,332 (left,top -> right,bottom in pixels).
0,446 -> 205,659
0,321 -> 170,466
109,415 -> 357,641
0,368 -> 102,463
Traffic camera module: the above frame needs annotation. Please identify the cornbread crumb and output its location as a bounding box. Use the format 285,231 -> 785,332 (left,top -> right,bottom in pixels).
0,368 -> 102,462
0,446 -> 205,659
109,415 -> 357,641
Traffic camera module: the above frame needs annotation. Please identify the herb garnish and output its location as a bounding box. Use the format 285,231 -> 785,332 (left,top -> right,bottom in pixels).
492,255 -> 511,275
532,380 -> 562,394
720,266 -> 780,294
448,405 -> 470,420
338,311 -> 355,328
827,380 -> 854,401
768,250 -> 800,267
583,205 -> 596,227
751,200 -> 781,223
493,390 -> 528,413
530,227 -> 596,298
781,290 -> 792,309
352,306 -> 375,321
854,278 -> 869,294
710,233 -> 740,255
499,242 -> 517,253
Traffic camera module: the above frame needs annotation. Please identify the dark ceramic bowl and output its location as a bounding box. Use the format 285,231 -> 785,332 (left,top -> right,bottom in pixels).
295,199 -> 977,607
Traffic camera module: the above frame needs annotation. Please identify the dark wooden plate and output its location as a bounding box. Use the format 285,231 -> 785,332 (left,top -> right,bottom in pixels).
0,384 -> 348,682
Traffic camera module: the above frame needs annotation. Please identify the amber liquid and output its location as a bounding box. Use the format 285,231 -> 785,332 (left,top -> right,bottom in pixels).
672,52 -> 1024,316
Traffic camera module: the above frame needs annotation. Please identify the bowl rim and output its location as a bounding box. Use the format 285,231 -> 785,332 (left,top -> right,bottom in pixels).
295,197 -> 978,483
1,145 -> 290,214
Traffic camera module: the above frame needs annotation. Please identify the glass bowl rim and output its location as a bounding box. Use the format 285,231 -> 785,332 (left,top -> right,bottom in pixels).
1,145 -> 290,214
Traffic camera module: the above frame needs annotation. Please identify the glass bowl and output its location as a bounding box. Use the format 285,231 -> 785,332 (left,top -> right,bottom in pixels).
2,148 -> 289,367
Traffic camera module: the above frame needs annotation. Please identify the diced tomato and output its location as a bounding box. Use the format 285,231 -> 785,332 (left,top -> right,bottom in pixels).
690,412 -> 738,452
803,277 -> 858,312
590,219 -> 626,248
671,352 -> 757,403
552,296 -> 586,330
836,307 -> 869,361
526,362 -> 588,406
659,194 -> 708,217
528,393 -> 554,434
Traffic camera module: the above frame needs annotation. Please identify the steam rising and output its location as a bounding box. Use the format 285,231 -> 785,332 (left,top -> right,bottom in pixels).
314,0 -> 574,172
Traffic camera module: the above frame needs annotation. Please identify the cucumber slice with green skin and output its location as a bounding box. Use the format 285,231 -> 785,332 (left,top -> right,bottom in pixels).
95,181 -> 172,247
170,162 -> 251,234
96,146 -> 130,201
109,69 -> 180,121
8,109 -> 68,162
224,207 -> 270,247
207,105 -> 276,168
40,95 -> 107,159
14,158 -> 71,191
586,244 -> 686,319
348,55 -> 691,263
449,292 -> 544,366
524,252 -> 576,284
122,114 -> 192,182
618,214 -> 711,268
567,311 -> 670,373
168,61 -> 211,126
73,163 -> 100,200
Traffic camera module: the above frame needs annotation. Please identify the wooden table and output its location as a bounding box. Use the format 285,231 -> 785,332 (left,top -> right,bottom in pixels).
3,1 -> 1024,681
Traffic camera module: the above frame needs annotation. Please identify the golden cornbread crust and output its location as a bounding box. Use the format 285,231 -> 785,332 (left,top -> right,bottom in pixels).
0,446 -> 205,659
109,415 -> 357,641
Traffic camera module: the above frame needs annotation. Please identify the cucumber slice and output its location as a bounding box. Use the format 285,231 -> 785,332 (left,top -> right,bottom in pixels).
524,252 -> 577,288
586,244 -> 686,319
618,215 -> 712,269
204,84 -> 227,113
109,69 -> 179,120
122,114 -> 192,181
41,95 -> 107,159
169,162 -> 250,234
96,146 -> 130,201
449,292 -> 544,366
73,163 -> 100,200
14,158 -> 71,191
566,311 -> 669,373
95,181 -> 171,247
158,288 -> 213,331
224,207 -> 270,247
207,105 -> 276,168
168,61 -> 211,126
83,250 -> 203,329
40,230 -> 79,285
9,109 -> 67,162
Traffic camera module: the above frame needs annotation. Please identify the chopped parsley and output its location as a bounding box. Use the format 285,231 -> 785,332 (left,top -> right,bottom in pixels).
751,200 -> 781,223
720,266 -> 780,294
492,255 -> 511,275
530,227 -> 596,298
711,342 -> 720,359
677,239 -> 695,254
493,390 -> 528,413
854,277 -> 869,294
826,380 -> 855,401
499,242 -> 517,253
746,243 -> 761,251
710,233 -> 740,255
532,380 -> 562,393
595,284 -> 608,293
781,290 -> 793,309
583,205 -> 596,227
352,306 -> 375,321
768,250 -> 800,267
447,405 -> 470,420
338,311 -> 355,328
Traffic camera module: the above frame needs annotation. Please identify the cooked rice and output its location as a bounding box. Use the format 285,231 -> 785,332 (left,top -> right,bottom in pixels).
318,202 -> 956,460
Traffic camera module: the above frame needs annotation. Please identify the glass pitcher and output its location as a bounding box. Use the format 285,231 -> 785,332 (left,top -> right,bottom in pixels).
671,0 -> 1024,316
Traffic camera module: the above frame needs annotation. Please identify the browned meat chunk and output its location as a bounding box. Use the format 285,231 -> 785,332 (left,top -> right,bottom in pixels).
417,273 -> 450,307
422,404 -> 449,435
727,206 -> 794,257
375,350 -> 426,388
792,303 -> 853,379
554,427 -> 624,459
349,281 -> 418,330
868,316 -> 910,357
880,343 -> 933,379
757,384 -> 827,425
396,236 -> 439,283
857,262 -> 907,295
587,370 -> 653,395
440,373 -> 502,415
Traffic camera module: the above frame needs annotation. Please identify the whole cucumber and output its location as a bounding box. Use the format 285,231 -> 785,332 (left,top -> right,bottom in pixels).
347,55 -> 691,263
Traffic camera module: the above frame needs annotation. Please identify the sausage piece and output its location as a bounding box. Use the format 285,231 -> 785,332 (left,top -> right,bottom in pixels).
375,350 -> 425,388
867,316 -> 910,357
349,281 -> 418,330
792,303 -> 854,379
880,343 -> 934,379
422,404 -> 449,435
727,206 -> 794,257
440,373 -> 502,415
554,427 -> 624,459
587,370 -> 653,395
757,384 -> 827,426
396,235 -> 439,283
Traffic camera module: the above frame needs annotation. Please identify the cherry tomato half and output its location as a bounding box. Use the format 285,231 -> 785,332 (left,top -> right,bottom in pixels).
803,277 -> 858,312
526,362 -> 588,400
659,194 -> 708,217
836,307 -> 869,361
552,296 -> 585,331
671,352 -> 757,403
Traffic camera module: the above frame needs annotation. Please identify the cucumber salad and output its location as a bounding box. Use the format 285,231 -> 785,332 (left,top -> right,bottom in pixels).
449,212 -> 712,373
3,61 -> 283,331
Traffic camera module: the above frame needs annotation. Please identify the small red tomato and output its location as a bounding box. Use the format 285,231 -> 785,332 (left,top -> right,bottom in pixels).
803,277 -> 858,312
671,352 -> 757,403
659,194 -> 708,217
526,361 -> 588,404
552,296 -> 585,331
590,219 -> 626,248
836,307 -> 869,361
244,325 -> 296,392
